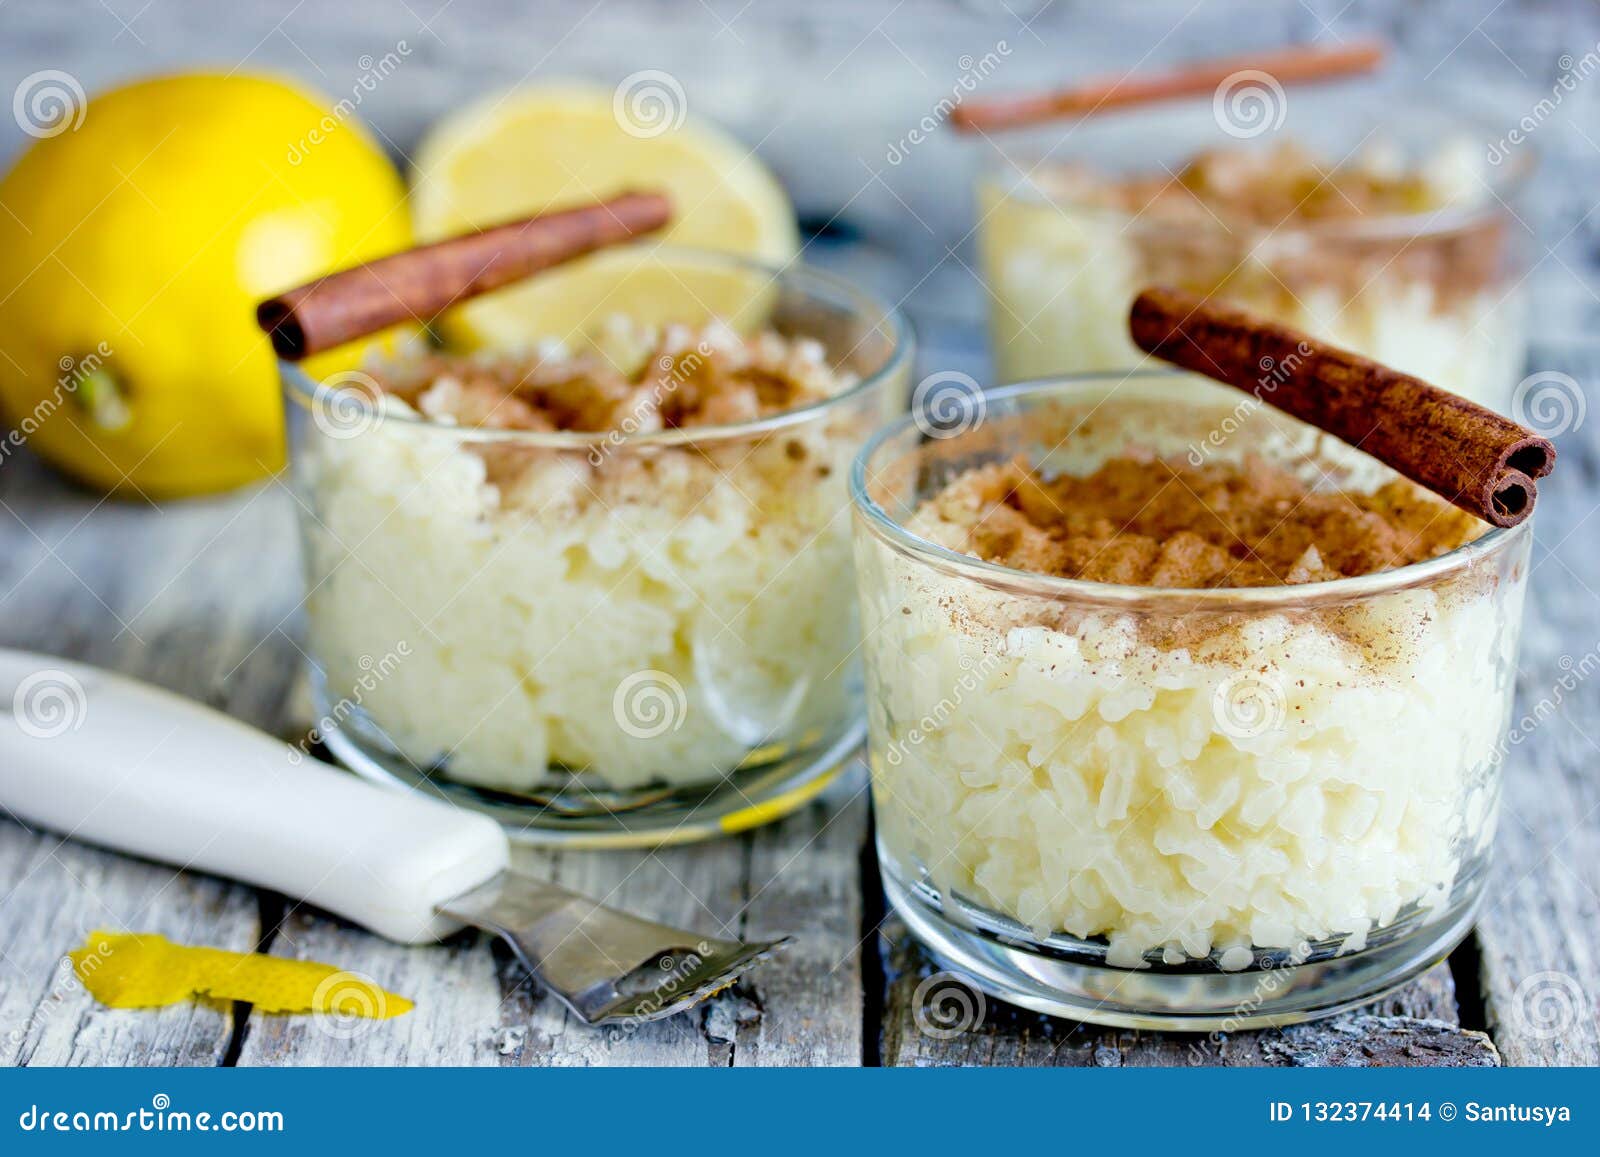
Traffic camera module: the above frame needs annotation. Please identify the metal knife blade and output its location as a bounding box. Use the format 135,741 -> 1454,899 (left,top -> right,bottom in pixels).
440,872 -> 788,1025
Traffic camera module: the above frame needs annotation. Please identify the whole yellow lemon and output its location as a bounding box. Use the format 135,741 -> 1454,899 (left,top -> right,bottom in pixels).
0,72 -> 411,498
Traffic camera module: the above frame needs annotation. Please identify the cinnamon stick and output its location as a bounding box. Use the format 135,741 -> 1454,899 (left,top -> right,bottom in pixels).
1128,286 -> 1554,528
257,191 -> 672,360
951,40 -> 1385,134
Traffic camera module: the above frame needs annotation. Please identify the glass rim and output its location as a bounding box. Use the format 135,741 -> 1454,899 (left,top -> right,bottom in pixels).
978,93 -> 1538,243
279,245 -> 915,450
848,372 -> 1526,607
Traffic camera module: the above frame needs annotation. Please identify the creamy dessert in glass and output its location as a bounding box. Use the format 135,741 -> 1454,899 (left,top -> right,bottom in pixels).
850,374 -> 1530,1027
282,248 -> 912,844
976,93 -> 1533,410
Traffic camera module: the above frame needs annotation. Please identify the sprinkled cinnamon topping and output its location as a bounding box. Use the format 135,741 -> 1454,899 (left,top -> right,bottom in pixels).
363,317 -> 850,434
921,454 -> 1481,588
1094,142 -> 1446,228
1020,140 -> 1504,306
1044,141 -> 1471,230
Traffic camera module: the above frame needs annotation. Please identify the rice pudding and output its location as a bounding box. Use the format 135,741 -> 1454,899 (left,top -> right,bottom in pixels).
286,262 -> 910,839
980,140 -> 1527,409
851,377 -> 1530,1023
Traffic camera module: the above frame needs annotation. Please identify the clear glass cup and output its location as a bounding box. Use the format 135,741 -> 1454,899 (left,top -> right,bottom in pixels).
975,88 -> 1535,411
282,248 -> 913,846
850,374 -> 1531,1028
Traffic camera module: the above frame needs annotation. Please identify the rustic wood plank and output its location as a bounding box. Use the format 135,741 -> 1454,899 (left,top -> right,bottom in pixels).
3,0 -> 1597,1059
231,240 -> 891,1065
236,782 -> 871,1066
237,840 -> 750,1067
1473,340 -> 1600,1066
1259,1016 -> 1498,1067
725,777 -> 869,1067
0,453 -> 289,1065
2,341 -> 1593,1067
879,921 -> 1489,1067
0,820 -> 258,1067
233,901 -> 526,1067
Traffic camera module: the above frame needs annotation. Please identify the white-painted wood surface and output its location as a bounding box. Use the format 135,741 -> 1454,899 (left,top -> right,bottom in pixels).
1473,344 -> 1600,1067
2,0 -> 1598,331
0,0 -> 1597,1067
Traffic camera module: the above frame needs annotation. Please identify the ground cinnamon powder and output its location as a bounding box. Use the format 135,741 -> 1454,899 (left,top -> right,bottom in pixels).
356,321 -> 855,498
932,454 -> 1481,589
1035,142 -> 1504,308
367,321 -> 840,434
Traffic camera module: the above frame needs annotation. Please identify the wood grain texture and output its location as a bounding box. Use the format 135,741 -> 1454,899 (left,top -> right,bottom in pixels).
0,454 -> 288,1065
1,324 -> 1595,1066
879,922 -> 1495,1068
1471,342 -> 1600,1066
234,785 -> 870,1066
726,780 -> 869,1067
0,440 -> 872,1067
0,14 -> 1596,1054
0,821 -> 259,1067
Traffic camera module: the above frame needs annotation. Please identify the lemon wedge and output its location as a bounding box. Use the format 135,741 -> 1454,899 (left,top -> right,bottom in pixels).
411,84 -> 800,349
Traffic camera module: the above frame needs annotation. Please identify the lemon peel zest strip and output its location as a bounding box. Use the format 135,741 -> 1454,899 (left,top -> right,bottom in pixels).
69,930 -> 413,1019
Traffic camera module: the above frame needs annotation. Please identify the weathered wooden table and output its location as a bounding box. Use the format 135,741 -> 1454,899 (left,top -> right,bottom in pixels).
2,269 -> 1596,1065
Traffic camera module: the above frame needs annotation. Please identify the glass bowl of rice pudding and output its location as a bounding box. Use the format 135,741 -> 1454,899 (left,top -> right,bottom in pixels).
282,248 -> 912,844
976,91 -> 1533,410
850,373 -> 1531,1028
